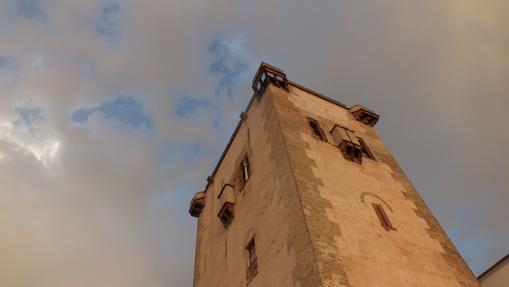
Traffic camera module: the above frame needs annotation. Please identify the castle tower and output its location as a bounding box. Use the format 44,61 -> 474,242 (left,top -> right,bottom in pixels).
189,63 -> 480,287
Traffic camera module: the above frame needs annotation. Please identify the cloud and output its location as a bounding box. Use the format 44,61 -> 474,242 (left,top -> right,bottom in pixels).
0,104 -> 60,167
72,96 -> 153,130
0,122 -> 60,167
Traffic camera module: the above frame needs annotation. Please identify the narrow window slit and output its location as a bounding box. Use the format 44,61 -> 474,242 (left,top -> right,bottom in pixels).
240,154 -> 250,190
246,238 -> 258,283
308,118 -> 326,141
372,203 -> 395,231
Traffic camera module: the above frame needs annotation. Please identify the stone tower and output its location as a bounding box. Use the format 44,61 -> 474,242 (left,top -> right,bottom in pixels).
189,63 -> 480,287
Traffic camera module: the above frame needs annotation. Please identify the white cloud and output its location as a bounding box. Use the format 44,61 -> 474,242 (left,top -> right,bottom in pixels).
0,117 -> 61,167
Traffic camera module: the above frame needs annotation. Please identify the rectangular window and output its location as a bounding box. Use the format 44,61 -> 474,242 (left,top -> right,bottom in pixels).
372,203 -> 394,231
246,238 -> 258,283
358,137 -> 375,160
308,118 -> 326,141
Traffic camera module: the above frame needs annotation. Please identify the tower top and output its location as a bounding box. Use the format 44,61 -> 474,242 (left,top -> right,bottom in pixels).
252,62 -> 286,85
195,62 -> 381,196
252,62 -> 289,96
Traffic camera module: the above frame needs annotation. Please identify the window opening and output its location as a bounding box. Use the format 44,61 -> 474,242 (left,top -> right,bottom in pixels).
358,137 -> 375,160
331,125 -> 363,163
308,119 -> 326,141
246,238 -> 258,283
242,155 -> 250,183
372,203 -> 394,231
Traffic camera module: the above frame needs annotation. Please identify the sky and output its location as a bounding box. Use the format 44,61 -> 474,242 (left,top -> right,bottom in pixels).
0,0 -> 507,286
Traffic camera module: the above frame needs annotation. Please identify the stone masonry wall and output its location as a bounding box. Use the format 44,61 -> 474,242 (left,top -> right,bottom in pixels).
271,83 -> 480,287
193,86 -> 321,287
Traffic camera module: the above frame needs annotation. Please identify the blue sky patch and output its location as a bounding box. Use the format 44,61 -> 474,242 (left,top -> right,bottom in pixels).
72,96 -> 153,129
13,105 -> 46,136
95,1 -> 121,41
0,56 -> 20,87
15,0 -> 47,21
160,139 -> 209,174
208,35 -> 253,98
174,96 -> 211,118
0,56 -> 20,68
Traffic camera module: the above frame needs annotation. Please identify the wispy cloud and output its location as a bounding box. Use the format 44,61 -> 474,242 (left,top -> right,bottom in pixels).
0,104 -> 60,166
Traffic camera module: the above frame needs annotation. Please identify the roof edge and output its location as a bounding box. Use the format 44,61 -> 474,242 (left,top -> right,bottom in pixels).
203,63 -> 353,193
478,253 -> 509,280
288,80 -> 349,109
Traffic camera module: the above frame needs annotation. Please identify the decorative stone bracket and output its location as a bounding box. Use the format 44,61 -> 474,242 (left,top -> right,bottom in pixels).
252,62 -> 289,97
217,184 -> 236,227
350,105 -> 379,127
189,191 -> 206,217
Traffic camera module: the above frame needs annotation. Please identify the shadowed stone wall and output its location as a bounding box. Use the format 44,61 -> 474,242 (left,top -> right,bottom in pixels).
193,85 -> 321,287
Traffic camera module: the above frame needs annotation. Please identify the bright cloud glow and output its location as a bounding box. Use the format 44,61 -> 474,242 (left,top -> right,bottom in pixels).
0,121 -> 61,166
